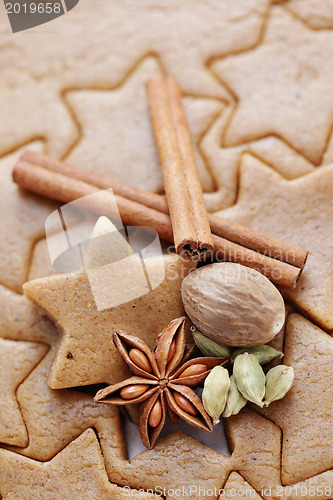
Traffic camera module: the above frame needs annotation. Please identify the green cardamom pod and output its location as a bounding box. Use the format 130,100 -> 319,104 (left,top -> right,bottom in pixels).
202,366 -> 230,425
233,353 -> 265,408
232,345 -> 284,365
191,326 -> 232,358
264,365 -> 294,406
222,375 -> 247,418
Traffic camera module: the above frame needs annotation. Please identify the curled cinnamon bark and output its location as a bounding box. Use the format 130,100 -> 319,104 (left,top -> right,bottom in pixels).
147,76 -> 214,261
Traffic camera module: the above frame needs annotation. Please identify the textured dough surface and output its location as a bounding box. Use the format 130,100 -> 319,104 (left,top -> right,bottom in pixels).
0,0 -> 332,497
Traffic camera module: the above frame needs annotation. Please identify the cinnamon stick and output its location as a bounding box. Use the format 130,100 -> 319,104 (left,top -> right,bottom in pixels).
208,214 -> 307,269
22,150 -> 308,269
22,150 -> 169,215
147,76 -> 213,260
14,162 -> 174,243
13,159 -> 303,288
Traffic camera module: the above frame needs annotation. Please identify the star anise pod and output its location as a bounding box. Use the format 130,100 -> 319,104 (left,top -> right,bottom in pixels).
94,316 -> 228,449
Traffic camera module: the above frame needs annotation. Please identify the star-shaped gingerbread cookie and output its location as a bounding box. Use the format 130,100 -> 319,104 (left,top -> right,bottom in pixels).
0,429 -> 158,499
24,216 -> 196,388
216,154 -> 333,333
212,6 -> 333,165
0,338 -> 48,447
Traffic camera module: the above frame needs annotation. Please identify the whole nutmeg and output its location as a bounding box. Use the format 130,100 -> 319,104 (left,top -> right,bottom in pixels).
181,262 -> 285,347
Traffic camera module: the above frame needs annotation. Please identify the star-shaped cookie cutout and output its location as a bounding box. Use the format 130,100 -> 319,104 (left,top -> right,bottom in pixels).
6,349 -> 126,468
0,141 -> 59,293
216,154 -> 333,333
24,221 -> 196,388
0,338 -> 48,447
258,313 -> 333,485
226,408 -> 333,497
212,6 -> 333,165
0,429 -> 158,499
65,56 -> 224,193
202,105 -> 315,212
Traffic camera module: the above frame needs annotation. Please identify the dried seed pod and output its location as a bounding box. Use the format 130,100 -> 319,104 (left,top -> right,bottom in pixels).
129,348 -> 152,373
233,353 -> 265,408
264,365 -> 294,406
191,327 -> 232,358
222,375 -> 247,418
232,345 -> 284,365
202,366 -> 230,425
